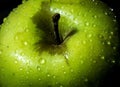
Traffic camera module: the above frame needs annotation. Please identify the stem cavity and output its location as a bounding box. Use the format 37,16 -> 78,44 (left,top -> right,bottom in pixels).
52,13 -> 63,45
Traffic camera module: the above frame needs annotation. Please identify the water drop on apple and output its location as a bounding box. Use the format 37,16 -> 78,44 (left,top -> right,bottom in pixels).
47,74 -> 50,77
62,66 -> 65,68
102,42 -> 105,45
110,31 -> 114,35
93,60 -> 97,63
113,19 -> 117,22
19,67 -> 23,71
3,18 -> 7,22
84,78 -> 88,82
55,82 -> 58,85
23,41 -> 28,46
37,66 -> 41,71
93,15 -> 97,18
14,60 -> 18,64
93,24 -> 96,27
71,9 -> 74,13
85,22 -> 89,26
70,69 -> 74,73
14,35 -> 19,40
0,50 -> 2,55
109,35 -> 112,39
26,76 -> 29,79
26,71 -> 30,74
80,60 -> 84,64
113,46 -> 116,50
40,59 -> 46,64
109,8 -> 114,12
107,41 -> 111,45
25,29 -> 29,32
101,56 -> 105,60
64,52 -> 69,60
104,12 -> 108,15
38,78 -> 41,81
111,60 -> 116,64
89,39 -> 93,42
95,2 -> 98,5
83,40 -> 86,44
53,75 -> 56,79
60,85 -> 63,87
63,71 -> 66,74
88,34 -> 92,38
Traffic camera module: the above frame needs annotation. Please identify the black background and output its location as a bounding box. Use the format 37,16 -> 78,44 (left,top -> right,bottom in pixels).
0,0 -> 120,87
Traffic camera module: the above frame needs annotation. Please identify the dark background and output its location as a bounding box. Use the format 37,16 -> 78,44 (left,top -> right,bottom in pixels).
0,0 -> 22,24
0,0 -> 120,87
0,0 -> 120,24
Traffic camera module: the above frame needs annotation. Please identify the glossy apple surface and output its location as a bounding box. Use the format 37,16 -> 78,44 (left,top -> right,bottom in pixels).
0,0 -> 119,87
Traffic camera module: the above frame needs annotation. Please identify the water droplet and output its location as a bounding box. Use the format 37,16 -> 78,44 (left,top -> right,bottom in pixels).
56,82 -> 58,84
89,39 -> 93,42
85,22 -> 89,26
93,15 -> 97,18
93,60 -> 97,63
14,60 -> 18,64
22,0 -> 28,3
80,1 -> 85,5
0,67 -> 5,72
109,36 -> 112,39
109,8 -> 114,11
80,60 -> 84,64
19,67 -> 23,71
114,15 -> 117,18
15,36 -> 19,40
3,18 -> 7,22
102,42 -> 105,45
107,41 -> 111,45
64,72 -> 66,74
24,41 -> 28,46
104,12 -> 108,15
101,56 -> 105,60
113,19 -> 117,22
95,2 -> 98,5
62,66 -> 65,68
64,52 -> 69,60
27,71 -> 30,74
111,60 -> 116,63
88,34 -> 92,38
37,66 -> 41,71
25,29 -> 29,32
83,41 -> 86,44
83,14 -> 87,17
40,59 -> 46,64
113,46 -> 116,50
38,78 -> 41,81
110,32 -> 114,35
53,75 -> 56,79
93,24 -> 96,27
26,76 -> 29,79
70,69 -> 74,72
84,78 -> 88,82
60,85 -> 63,87
71,9 -> 74,13
0,50 -> 2,55
47,74 -> 50,77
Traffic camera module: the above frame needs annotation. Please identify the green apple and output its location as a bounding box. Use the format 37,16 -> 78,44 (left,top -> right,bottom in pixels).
0,0 -> 119,87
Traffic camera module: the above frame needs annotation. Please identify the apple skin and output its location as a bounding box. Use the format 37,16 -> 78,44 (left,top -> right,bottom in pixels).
0,0 -> 119,87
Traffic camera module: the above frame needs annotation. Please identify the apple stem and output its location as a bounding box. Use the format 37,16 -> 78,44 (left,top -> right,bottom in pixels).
52,13 -> 63,45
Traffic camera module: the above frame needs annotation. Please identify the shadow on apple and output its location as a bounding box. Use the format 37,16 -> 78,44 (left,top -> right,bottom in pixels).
32,2 -> 78,55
